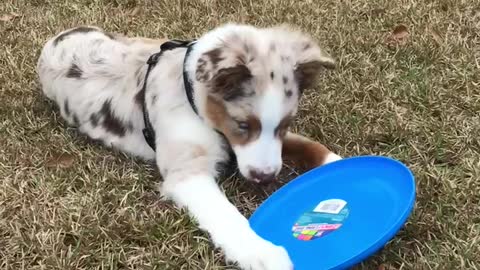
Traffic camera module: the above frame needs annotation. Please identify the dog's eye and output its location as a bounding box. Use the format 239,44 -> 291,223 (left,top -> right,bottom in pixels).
236,121 -> 249,132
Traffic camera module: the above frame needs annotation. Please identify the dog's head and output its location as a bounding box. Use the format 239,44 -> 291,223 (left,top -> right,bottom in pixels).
192,24 -> 335,183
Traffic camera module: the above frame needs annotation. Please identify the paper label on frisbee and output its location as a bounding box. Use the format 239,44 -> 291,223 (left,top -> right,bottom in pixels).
292,199 -> 349,241
313,199 -> 347,214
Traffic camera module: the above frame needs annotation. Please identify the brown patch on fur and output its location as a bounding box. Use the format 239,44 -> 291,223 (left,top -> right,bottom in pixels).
205,96 -> 228,129
190,145 -> 207,159
282,133 -> 331,170
242,115 -> 262,142
274,116 -> 292,138
205,96 -> 261,146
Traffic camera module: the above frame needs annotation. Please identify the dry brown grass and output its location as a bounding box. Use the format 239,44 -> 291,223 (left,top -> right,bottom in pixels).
1,0 -> 479,269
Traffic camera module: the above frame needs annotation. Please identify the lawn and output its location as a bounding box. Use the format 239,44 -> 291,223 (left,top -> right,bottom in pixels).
0,0 -> 479,269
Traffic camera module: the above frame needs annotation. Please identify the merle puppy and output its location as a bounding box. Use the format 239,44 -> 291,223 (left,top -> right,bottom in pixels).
37,24 -> 342,270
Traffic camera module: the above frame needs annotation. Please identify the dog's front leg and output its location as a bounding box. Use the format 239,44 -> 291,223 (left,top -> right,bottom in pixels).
282,132 -> 342,171
158,143 -> 293,270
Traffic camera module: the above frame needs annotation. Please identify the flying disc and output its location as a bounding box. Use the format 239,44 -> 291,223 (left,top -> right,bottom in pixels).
249,156 -> 415,270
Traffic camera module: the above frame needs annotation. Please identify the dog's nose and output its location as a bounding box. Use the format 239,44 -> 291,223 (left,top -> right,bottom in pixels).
249,168 -> 276,184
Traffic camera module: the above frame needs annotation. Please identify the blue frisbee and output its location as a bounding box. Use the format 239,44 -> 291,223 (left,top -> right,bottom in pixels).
249,156 -> 415,270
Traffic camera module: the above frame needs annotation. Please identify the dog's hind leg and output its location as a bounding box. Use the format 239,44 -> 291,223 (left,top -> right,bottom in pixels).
157,142 -> 293,270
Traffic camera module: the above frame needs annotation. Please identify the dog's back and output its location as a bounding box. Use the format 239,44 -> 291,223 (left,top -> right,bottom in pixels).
37,26 -> 161,158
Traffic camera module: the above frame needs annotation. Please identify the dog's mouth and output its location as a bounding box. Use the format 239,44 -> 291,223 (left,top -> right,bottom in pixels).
243,169 -> 279,185
249,178 -> 276,185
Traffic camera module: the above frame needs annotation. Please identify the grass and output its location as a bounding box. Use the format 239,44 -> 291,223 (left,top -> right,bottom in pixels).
1,0 -> 479,269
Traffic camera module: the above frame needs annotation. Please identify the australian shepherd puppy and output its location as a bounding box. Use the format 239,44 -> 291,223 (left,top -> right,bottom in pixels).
37,23 -> 342,270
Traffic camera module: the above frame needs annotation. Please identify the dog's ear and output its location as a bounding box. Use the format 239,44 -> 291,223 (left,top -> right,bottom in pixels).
270,25 -> 336,92
195,48 -> 224,83
195,41 -> 253,101
294,40 -> 335,92
210,65 -> 252,101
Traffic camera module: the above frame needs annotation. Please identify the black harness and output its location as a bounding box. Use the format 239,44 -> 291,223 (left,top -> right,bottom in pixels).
140,39 -> 196,151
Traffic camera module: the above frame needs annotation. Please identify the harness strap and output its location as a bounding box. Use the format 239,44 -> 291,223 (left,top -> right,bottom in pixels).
183,44 -> 197,115
141,39 -> 194,151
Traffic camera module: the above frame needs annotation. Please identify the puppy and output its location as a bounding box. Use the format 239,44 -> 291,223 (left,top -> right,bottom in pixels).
37,24 -> 342,270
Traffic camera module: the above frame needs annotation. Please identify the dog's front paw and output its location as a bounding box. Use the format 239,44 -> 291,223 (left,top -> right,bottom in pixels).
226,238 -> 293,270
323,152 -> 342,164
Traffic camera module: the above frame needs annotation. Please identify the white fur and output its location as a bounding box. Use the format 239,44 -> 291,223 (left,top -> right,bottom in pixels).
234,89 -> 285,179
165,174 -> 293,270
324,152 -> 343,164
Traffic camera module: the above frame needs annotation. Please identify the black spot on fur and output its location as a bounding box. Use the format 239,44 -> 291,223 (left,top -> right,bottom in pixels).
134,89 -> 145,108
303,42 -> 311,51
127,122 -> 134,132
100,100 -> 126,137
270,71 -> 275,80
103,31 -> 116,40
90,113 -> 99,127
243,43 -> 250,54
283,76 -> 288,84
53,26 -> 98,46
151,95 -> 157,106
66,63 -> 82,78
73,114 -> 80,125
94,58 -> 105,65
215,144 -> 237,178
285,89 -> 293,97
64,100 -> 70,116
